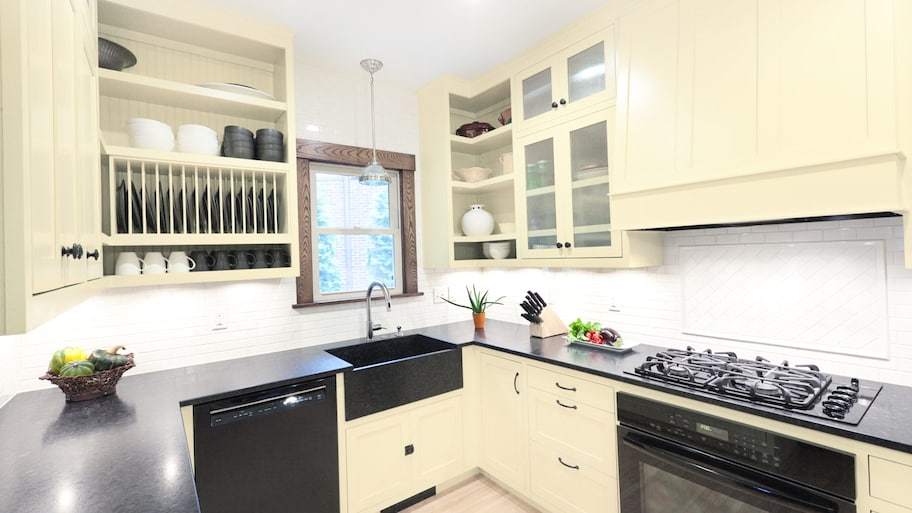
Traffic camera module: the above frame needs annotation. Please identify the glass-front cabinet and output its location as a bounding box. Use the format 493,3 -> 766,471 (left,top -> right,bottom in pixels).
513,27 -> 616,134
516,108 -> 620,259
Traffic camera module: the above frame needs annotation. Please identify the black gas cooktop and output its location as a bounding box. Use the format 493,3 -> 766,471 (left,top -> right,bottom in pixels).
629,347 -> 882,425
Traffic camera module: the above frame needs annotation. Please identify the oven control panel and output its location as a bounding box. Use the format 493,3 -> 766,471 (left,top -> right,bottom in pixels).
617,392 -> 856,501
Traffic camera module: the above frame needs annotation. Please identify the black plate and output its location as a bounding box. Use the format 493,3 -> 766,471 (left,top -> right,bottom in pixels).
246,187 -> 254,232
267,189 -> 275,233
158,184 -> 170,234
224,193 -> 233,233
257,188 -> 265,233
200,186 -> 209,233
130,182 -> 142,232
211,188 -> 221,234
116,180 -> 127,233
174,189 -> 184,234
235,191 -> 244,232
145,188 -> 157,233
187,191 -> 197,233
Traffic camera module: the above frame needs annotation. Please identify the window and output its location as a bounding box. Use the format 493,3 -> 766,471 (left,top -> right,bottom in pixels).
293,139 -> 419,307
311,163 -> 401,300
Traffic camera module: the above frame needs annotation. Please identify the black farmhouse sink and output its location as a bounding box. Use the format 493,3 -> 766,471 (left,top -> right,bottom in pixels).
327,334 -> 463,420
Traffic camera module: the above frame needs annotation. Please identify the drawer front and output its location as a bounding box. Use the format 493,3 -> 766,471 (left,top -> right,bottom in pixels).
528,388 -> 616,474
870,456 -> 912,508
528,363 -> 615,411
530,441 -> 617,513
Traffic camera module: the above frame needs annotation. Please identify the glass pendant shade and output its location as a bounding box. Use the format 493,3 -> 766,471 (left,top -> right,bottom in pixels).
359,58 -> 391,185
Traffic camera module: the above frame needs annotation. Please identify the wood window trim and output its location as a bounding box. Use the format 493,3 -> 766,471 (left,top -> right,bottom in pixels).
292,139 -> 421,308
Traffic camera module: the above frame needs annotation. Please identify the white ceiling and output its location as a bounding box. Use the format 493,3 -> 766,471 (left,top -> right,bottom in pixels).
195,0 -> 611,88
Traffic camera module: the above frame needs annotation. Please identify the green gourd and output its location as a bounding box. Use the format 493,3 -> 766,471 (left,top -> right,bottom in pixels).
59,360 -> 95,377
88,345 -> 129,371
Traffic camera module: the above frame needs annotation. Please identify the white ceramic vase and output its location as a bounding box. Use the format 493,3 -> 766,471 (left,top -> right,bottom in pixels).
461,204 -> 495,236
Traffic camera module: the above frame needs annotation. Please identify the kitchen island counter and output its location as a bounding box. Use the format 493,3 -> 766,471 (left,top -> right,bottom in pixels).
1,319 -> 909,512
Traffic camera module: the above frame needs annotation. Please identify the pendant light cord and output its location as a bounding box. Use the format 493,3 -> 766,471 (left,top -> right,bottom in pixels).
370,70 -> 378,165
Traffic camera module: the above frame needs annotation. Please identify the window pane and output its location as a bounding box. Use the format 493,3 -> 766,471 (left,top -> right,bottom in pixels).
315,172 -> 391,229
318,233 -> 397,294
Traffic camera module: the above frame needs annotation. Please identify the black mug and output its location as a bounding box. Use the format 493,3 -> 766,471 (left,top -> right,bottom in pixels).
252,249 -> 272,269
211,250 -> 237,271
231,250 -> 254,270
190,250 -> 211,272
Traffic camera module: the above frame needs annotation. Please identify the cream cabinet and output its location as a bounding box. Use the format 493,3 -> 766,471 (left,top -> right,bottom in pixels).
527,363 -> 618,513
478,350 -> 529,494
96,0 -> 298,287
516,109 -> 618,259
611,0 -> 904,231
0,0 -> 102,335
513,28 -> 616,135
868,455 -> 912,513
345,395 -> 463,513
419,78 -> 518,267
418,28 -> 663,270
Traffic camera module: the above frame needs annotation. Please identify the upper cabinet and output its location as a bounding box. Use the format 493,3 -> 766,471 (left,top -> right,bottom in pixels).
516,109 -> 620,259
611,0 -> 907,235
96,0 -> 299,286
418,17 -> 663,270
514,28 -> 617,134
0,0 -> 102,335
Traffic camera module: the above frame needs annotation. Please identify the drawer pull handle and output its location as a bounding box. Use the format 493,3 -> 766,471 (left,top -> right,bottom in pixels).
514,372 -> 520,395
556,399 -> 578,409
558,457 -> 579,470
555,382 -> 576,392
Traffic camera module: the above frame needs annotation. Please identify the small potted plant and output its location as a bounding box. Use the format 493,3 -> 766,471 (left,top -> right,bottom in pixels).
441,285 -> 505,329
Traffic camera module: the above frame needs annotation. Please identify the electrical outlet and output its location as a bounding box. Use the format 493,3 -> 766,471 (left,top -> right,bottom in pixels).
433,287 -> 449,304
212,312 -> 227,331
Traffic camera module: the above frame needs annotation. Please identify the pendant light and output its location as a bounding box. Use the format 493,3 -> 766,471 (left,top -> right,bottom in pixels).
359,58 -> 391,185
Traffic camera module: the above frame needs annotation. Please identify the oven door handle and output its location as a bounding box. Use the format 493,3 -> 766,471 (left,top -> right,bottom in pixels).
622,431 -> 840,513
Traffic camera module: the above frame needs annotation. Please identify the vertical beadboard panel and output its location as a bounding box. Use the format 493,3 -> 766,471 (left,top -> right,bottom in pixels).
680,241 -> 889,358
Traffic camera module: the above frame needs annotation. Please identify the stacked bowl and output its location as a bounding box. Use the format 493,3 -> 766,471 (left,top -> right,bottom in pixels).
127,118 -> 174,151
177,124 -> 219,156
222,125 -> 255,159
255,128 -> 285,162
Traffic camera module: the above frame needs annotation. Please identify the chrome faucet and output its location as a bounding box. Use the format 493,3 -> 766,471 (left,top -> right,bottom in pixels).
365,281 -> 391,340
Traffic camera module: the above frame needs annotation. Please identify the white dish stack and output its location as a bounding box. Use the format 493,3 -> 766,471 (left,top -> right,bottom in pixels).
177,124 -> 219,156
127,117 -> 175,151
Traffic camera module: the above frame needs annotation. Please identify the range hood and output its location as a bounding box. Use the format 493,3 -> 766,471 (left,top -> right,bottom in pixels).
609,151 -> 912,266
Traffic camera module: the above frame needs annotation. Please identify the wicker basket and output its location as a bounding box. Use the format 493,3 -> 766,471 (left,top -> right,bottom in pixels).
40,354 -> 136,402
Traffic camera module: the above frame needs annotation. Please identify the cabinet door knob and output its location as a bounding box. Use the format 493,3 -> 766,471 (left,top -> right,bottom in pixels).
61,244 -> 84,259
87,249 -> 100,260
559,98 -> 567,106
556,242 -> 563,249
551,101 -> 559,109
404,444 -> 414,456
565,241 -> 572,248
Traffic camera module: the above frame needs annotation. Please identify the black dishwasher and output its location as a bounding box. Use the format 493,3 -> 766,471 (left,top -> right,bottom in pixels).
193,376 -> 339,513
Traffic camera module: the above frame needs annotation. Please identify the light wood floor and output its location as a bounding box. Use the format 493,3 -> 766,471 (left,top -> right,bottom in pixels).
399,475 -> 542,513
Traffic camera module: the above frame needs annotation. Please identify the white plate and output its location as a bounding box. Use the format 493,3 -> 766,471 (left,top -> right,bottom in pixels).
196,82 -> 275,100
568,338 -> 638,353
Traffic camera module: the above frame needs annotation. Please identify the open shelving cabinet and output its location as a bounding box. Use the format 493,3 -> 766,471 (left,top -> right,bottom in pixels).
96,0 -> 298,285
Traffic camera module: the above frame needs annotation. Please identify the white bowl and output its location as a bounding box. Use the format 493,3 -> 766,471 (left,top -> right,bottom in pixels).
455,167 -> 493,183
177,124 -> 217,138
177,137 -> 219,155
482,241 -> 512,259
129,133 -> 175,151
127,117 -> 172,132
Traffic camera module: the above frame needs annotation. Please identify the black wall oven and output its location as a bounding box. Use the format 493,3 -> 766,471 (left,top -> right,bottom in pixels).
617,393 -> 856,513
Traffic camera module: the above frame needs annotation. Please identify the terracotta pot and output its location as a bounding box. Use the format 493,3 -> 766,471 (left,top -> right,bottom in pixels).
472,312 -> 486,329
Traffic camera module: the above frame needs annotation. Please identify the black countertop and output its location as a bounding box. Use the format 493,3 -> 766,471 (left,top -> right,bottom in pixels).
2,319 -> 910,513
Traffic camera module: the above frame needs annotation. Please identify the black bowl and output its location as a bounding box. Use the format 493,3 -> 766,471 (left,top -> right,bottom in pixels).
255,128 -> 284,141
98,38 -> 137,71
223,125 -> 254,138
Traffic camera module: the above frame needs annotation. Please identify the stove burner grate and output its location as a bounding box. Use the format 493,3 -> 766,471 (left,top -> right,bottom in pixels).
631,347 -> 881,424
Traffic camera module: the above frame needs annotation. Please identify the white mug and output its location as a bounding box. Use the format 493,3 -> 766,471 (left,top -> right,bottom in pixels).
115,251 -> 144,275
144,251 -> 169,275
499,152 -> 513,174
168,251 -> 196,273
